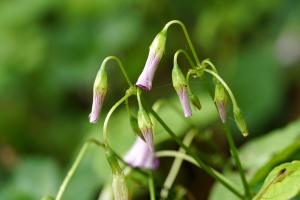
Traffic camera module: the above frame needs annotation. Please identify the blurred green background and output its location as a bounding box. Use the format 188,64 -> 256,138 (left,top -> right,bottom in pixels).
0,0 -> 300,199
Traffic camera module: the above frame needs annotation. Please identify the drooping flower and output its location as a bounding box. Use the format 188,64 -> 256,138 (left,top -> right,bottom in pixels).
136,30 -> 167,91
172,64 -> 192,117
137,107 -> 155,151
124,137 -> 159,169
214,83 -> 227,123
89,66 -> 108,123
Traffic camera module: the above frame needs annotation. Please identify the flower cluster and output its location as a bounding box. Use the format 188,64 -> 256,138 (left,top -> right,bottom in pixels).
53,20 -> 250,200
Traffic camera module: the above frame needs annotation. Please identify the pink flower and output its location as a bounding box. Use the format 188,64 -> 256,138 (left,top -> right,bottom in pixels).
124,137 -> 159,169
136,31 -> 166,91
176,87 -> 192,118
89,66 -> 108,123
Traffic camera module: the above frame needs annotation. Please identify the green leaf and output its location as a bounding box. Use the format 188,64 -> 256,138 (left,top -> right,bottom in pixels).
209,119 -> 300,200
254,160 -> 300,200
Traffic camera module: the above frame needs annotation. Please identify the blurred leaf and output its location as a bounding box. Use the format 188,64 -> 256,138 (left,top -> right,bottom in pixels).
254,160 -> 300,200
0,157 -> 60,200
209,118 -> 300,200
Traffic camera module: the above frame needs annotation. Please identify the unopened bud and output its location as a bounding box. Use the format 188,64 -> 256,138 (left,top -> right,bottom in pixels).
136,30 -> 167,91
105,149 -> 122,175
214,83 -> 227,123
172,64 -> 192,117
137,108 -> 154,151
112,173 -> 129,200
89,66 -> 108,123
233,106 -> 248,137
189,92 -> 201,110
129,115 -> 141,137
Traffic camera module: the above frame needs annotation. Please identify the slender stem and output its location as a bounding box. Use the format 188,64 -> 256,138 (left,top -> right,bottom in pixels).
156,150 -> 198,167
55,139 -> 105,200
204,69 -> 238,108
149,172 -> 156,200
202,59 -> 218,73
173,49 -> 196,68
103,90 -> 135,144
101,56 -> 133,87
136,88 -> 143,108
149,108 -> 243,199
223,124 -> 251,199
160,130 -> 196,199
163,20 -> 201,65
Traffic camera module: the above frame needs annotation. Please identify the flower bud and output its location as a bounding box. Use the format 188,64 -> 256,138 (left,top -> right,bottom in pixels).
89,66 -> 108,123
189,92 -> 201,110
98,184 -> 113,200
41,196 -> 54,200
172,64 -> 192,117
129,115 -> 141,136
136,30 -> 167,91
105,149 -> 122,175
112,173 -> 128,200
137,108 -> 154,151
214,83 -> 227,123
233,106 -> 248,137
124,137 -> 159,169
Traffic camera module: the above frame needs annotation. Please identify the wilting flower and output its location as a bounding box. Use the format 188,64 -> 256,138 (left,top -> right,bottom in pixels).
214,83 -> 227,123
124,137 -> 159,169
136,30 -> 167,91
89,66 -> 108,123
172,64 -> 192,117
233,106 -> 248,137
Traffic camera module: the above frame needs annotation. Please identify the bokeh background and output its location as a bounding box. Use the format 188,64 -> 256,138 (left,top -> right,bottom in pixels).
0,0 -> 300,199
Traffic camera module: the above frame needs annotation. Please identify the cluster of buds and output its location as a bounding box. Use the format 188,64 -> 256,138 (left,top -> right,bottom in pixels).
89,65 -> 108,123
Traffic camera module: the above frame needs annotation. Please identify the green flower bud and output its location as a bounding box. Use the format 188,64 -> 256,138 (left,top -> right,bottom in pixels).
233,106 -> 248,137
189,92 -> 201,110
150,30 -> 167,59
129,115 -> 143,138
105,149 -> 122,175
214,83 -> 227,123
112,173 -> 129,200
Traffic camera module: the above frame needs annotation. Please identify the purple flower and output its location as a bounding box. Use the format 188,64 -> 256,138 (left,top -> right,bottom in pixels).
136,31 -> 166,91
172,64 -> 192,118
89,92 -> 106,123
124,137 -> 159,169
176,87 -> 192,118
89,66 -> 108,123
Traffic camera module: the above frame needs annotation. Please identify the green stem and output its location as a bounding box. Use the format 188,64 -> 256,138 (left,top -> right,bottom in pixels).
156,150 -> 198,166
173,49 -> 196,68
202,59 -> 218,73
101,56 -> 133,87
204,69 -> 238,108
149,172 -> 156,200
223,124 -> 251,199
55,139 -> 105,200
149,108 -> 243,199
103,89 -> 135,144
163,20 -> 201,65
159,130 -> 196,199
